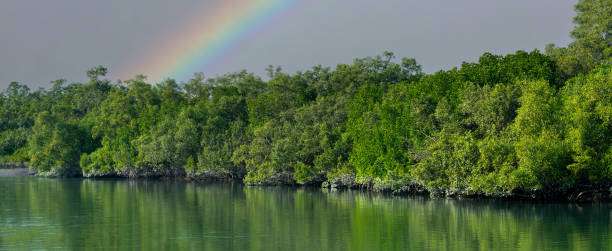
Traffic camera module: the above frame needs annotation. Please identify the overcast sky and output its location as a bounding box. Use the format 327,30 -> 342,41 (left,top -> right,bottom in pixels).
0,0 -> 576,88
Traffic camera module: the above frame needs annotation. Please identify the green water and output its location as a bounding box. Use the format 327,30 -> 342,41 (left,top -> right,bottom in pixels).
0,177 -> 609,250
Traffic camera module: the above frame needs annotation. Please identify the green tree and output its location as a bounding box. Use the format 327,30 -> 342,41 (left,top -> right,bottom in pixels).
546,0 -> 611,79
561,65 -> 611,182
28,112 -> 92,176
512,80 -> 573,190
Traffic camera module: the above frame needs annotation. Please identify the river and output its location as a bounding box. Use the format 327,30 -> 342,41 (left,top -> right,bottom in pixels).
0,177 -> 609,250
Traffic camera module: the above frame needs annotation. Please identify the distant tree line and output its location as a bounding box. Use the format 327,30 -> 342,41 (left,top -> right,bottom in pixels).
0,0 -> 609,196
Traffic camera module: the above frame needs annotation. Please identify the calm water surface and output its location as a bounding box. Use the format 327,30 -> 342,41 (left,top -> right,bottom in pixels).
0,177 -> 609,250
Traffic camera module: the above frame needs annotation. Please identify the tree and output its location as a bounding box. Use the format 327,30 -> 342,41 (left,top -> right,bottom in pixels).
546,0 -> 611,79
28,112 -> 92,176
512,80 -> 573,190
561,65 -> 611,183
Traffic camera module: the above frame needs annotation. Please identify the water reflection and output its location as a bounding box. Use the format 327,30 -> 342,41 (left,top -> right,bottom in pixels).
0,177 -> 609,250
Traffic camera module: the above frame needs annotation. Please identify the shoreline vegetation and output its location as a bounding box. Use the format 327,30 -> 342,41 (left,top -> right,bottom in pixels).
1,0 -> 610,201
2,164 -> 609,202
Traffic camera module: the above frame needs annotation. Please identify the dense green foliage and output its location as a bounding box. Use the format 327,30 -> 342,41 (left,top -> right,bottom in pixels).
546,0 -> 611,80
0,0 -> 610,195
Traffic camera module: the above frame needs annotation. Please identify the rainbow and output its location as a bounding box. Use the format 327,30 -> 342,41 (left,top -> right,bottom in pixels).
120,0 -> 296,81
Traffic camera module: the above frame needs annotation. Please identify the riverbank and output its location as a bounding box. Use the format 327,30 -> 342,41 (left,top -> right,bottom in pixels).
320,179 -> 612,202
5,161 -> 608,202
0,168 -> 32,177
20,168 -> 611,202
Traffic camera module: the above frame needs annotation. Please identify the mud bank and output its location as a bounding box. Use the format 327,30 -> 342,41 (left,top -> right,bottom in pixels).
0,168 -> 32,177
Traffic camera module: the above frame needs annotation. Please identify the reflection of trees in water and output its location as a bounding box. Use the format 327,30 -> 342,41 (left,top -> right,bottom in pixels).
0,178 -> 609,250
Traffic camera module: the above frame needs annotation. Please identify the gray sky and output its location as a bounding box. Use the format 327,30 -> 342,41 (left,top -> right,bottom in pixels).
0,0 -> 576,88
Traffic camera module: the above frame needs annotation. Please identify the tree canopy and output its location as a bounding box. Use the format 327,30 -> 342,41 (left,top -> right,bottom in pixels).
0,0 -> 609,197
